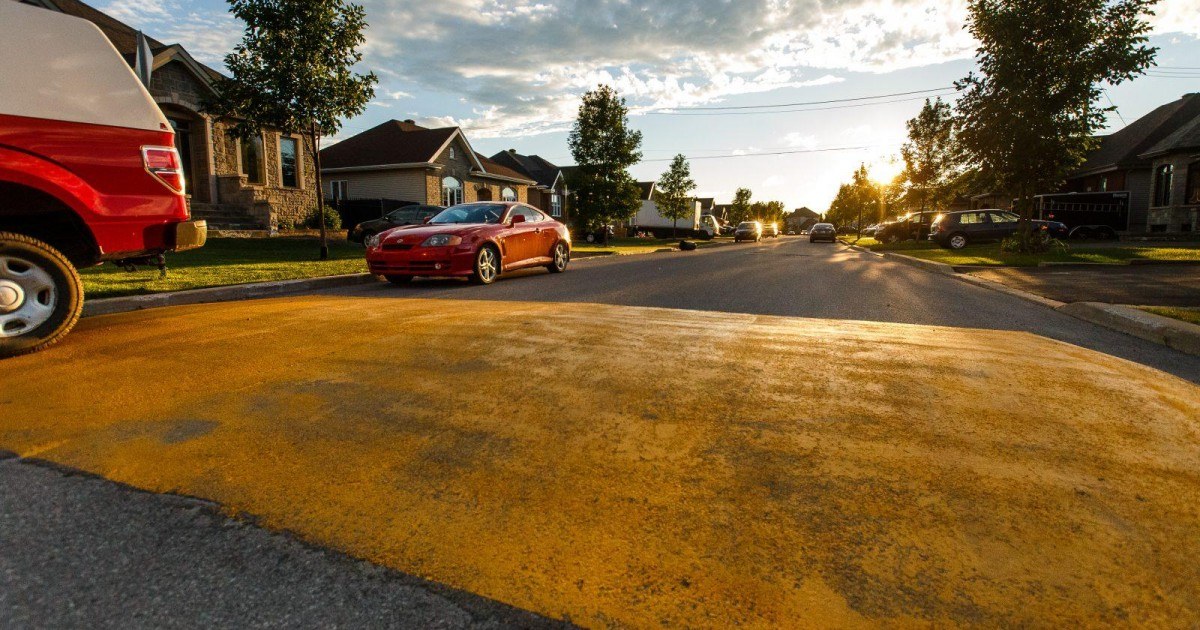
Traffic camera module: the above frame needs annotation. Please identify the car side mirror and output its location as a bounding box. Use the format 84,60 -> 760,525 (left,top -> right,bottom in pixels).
422,215 -> 433,224
510,214 -> 526,225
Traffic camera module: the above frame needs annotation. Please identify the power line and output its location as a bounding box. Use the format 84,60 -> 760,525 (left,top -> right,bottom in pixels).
647,91 -> 959,116
654,86 -> 954,111
1102,89 -> 1127,128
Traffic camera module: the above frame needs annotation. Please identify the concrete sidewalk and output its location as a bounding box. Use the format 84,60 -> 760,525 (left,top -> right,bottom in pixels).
966,264 -> 1200,307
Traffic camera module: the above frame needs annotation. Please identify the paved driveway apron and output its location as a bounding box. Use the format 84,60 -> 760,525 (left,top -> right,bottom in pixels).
2,297 -> 1198,627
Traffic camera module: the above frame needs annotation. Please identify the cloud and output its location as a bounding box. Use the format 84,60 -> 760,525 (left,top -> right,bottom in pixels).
783,133 -> 818,149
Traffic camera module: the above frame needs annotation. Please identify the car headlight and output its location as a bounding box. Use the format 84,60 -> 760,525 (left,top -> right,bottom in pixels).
421,234 -> 462,247
365,233 -> 382,249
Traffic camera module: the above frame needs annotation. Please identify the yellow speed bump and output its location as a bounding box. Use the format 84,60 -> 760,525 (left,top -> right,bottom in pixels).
1,296 -> 1198,627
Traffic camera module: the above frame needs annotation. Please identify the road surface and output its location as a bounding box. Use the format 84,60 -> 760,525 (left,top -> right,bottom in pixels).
2,237 -> 1198,628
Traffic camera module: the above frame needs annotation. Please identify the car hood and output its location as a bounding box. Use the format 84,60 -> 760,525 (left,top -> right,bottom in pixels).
379,223 -> 492,244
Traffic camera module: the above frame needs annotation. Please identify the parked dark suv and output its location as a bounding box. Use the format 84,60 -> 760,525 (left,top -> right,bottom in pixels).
874,211 -> 939,243
930,210 -> 1069,249
349,204 -> 444,243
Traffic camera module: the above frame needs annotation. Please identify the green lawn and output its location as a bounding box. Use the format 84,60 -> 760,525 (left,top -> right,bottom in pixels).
1139,306 -> 1200,327
81,238 -> 367,299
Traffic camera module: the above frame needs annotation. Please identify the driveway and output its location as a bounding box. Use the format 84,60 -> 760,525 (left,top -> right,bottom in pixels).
967,263 -> 1200,307
3,296 -> 1198,627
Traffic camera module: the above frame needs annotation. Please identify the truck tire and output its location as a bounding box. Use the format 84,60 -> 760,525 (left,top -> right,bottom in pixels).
0,232 -> 84,359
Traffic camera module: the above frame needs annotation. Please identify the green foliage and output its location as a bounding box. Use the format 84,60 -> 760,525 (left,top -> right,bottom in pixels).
1000,234 -> 1067,254
655,154 -> 697,233
568,85 -> 645,232
900,98 -> 961,212
203,0 -> 378,140
750,200 -> 786,225
306,205 -> 342,230
826,164 -> 881,227
954,0 -> 1157,250
728,188 -> 753,224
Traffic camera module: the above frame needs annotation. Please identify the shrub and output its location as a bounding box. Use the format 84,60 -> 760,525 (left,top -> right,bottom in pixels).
305,205 -> 342,230
1001,231 -> 1069,254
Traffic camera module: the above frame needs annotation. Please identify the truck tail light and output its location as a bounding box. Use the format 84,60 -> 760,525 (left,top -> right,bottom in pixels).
142,146 -> 186,194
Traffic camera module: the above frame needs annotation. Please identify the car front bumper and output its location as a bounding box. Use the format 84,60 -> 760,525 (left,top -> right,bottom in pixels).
366,245 -> 476,277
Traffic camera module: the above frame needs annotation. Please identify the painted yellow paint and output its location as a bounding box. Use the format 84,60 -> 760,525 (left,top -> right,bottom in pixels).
1,296 -> 1198,627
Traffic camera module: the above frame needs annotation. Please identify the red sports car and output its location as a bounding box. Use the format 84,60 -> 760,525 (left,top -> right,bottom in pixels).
364,202 -> 571,285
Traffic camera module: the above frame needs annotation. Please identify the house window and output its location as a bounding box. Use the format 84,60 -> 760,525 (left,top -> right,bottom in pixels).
501,187 -> 516,202
330,180 -> 348,201
239,134 -> 264,185
279,136 -> 299,188
442,177 -> 463,206
448,146 -> 456,160
1187,162 -> 1200,205
1098,176 -> 1107,192
1153,164 -> 1173,207
550,193 -> 562,217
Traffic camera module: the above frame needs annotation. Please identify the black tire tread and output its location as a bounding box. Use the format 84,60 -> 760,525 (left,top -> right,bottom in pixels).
0,232 -> 84,359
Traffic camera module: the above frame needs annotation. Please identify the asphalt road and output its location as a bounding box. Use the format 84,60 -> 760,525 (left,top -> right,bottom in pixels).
969,263 -> 1200,306
325,236 -> 1200,383
2,235 -> 1197,628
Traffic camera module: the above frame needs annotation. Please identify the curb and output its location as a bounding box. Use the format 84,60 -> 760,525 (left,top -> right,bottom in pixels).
881,252 -> 957,276
1058,303 -> 1200,356
83,273 -> 379,318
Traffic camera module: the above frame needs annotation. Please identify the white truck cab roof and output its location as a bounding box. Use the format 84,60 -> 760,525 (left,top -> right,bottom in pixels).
0,0 -> 169,133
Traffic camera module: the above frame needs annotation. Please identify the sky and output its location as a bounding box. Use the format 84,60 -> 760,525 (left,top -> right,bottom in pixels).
104,0 -> 1200,211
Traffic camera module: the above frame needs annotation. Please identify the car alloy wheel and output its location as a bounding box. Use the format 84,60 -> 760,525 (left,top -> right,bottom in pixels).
548,242 -> 568,273
473,246 -> 499,284
949,234 -> 968,250
0,232 -> 83,358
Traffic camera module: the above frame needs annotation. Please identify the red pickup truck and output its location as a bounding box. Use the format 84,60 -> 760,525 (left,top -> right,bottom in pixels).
0,2 -> 206,358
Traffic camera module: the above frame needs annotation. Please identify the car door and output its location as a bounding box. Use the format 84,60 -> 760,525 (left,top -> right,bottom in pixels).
987,212 -> 1020,241
502,206 -> 539,267
526,208 -> 556,261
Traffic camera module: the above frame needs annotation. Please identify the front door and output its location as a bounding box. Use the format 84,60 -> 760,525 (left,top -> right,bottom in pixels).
168,117 -> 196,198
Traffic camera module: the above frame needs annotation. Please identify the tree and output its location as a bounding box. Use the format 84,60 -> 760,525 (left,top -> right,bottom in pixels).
203,0 -> 377,260
728,188 -> 753,224
900,98 -> 960,213
825,164 -> 879,231
954,0 -> 1157,251
655,154 -> 696,238
568,85 -> 644,245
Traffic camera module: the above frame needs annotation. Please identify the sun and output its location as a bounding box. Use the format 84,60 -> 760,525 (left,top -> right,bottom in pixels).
869,156 -> 904,186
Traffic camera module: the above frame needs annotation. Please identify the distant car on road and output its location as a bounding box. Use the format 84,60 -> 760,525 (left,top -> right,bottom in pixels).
809,223 -> 837,243
348,204 -> 443,243
762,223 -> 780,238
862,224 -> 879,236
930,210 -> 1069,250
366,202 -> 570,285
734,221 -> 763,243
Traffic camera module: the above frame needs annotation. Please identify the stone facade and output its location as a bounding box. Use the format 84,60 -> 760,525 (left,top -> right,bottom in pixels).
146,57 -> 319,229
421,137 -> 530,205
1147,155 -> 1200,233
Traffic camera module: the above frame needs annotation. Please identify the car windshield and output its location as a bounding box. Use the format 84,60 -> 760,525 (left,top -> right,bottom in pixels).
737,222 -> 756,229
386,208 -> 422,222
995,211 -> 1020,222
429,203 -> 505,225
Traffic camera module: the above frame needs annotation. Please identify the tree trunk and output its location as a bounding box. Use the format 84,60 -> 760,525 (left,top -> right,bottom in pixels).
311,122 -> 328,261
673,215 -> 678,239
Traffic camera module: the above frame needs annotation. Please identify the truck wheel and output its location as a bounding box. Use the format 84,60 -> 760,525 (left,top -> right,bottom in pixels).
0,232 -> 83,359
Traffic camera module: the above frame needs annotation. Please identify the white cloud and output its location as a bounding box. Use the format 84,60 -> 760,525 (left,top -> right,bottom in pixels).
783,133 -> 818,149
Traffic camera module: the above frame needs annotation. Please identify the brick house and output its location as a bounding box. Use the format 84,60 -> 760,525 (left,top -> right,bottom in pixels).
319,120 -> 535,208
488,150 -> 570,222
21,0 -> 320,230
1063,93 -> 1200,233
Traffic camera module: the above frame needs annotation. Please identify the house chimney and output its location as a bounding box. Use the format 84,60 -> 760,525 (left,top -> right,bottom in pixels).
403,119 -> 415,124
509,149 -> 517,153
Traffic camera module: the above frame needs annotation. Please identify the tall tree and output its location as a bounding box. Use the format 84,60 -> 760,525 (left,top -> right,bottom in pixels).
900,98 -> 960,212
728,188 -> 753,224
204,0 -> 377,260
826,164 -> 879,230
655,154 -> 697,238
568,85 -> 644,245
954,0 -> 1157,250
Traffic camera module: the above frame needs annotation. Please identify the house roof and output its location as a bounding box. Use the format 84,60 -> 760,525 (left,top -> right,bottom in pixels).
320,120 -> 535,184
320,120 -> 458,170
489,150 -> 562,188
637,181 -> 656,200
1141,112 -> 1200,157
1074,93 -> 1200,176
40,0 -> 225,82
474,153 -> 537,184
